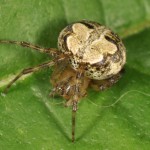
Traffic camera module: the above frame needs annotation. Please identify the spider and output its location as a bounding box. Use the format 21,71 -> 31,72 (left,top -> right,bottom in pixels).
0,20 -> 126,142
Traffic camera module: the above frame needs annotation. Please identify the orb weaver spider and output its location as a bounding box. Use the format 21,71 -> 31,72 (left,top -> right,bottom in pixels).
0,20 -> 126,142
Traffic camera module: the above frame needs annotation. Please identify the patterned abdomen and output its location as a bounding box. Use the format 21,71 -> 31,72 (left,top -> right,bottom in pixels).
58,20 -> 126,80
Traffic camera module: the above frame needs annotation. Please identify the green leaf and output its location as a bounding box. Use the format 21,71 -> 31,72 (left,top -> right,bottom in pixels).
0,0 -> 150,150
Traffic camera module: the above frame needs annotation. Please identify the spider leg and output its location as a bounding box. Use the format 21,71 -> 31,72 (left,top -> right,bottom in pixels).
71,71 -> 83,142
90,69 -> 124,91
3,57 -> 65,94
72,101 -> 78,142
0,40 -> 58,56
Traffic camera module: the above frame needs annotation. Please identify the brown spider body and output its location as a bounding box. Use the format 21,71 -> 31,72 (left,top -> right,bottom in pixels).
0,20 -> 126,142
50,62 -> 90,105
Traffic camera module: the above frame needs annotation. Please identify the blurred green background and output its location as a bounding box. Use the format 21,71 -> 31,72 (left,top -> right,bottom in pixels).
0,0 -> 150,150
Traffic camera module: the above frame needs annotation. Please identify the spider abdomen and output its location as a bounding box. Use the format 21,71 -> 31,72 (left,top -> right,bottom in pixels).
58,20 -> 126,80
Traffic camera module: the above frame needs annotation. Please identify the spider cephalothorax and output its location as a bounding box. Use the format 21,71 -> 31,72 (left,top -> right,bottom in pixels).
0,20 -> 126,142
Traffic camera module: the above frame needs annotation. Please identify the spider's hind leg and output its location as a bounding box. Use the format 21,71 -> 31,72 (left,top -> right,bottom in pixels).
90,69 -> 124,91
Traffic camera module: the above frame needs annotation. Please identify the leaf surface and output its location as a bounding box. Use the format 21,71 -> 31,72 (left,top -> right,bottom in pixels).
0,0 -> 150,149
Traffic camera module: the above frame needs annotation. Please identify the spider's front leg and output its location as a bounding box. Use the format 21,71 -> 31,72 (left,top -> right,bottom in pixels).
71,70 -> 87,143
0,40 -> 58,56
3,57 -> 65,94
50,66 -> 90,142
